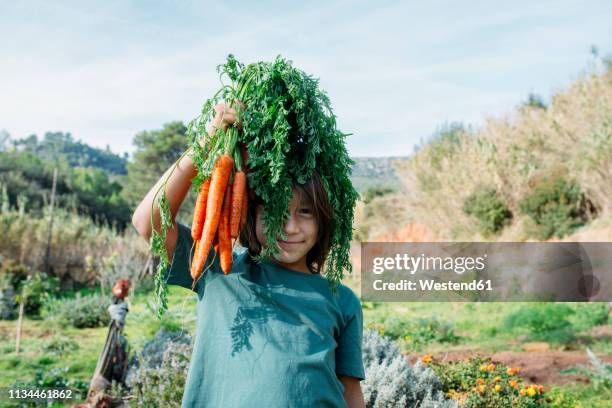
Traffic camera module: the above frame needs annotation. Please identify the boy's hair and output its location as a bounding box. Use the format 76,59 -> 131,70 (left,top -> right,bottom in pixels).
238,170 -> 334,274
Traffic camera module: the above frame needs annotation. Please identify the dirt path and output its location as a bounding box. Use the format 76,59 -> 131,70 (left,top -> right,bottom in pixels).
407,350 -> 612,385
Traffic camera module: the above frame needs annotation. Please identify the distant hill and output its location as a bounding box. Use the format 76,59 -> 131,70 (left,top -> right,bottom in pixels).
349,156 -> 409,193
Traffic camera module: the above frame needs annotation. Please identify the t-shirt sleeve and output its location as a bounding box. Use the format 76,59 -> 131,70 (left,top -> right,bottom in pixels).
335,287 -> 365,380
164,222 -> 216,294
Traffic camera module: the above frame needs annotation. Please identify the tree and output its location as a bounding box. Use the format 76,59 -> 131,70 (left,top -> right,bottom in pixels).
121,121 -> 191,212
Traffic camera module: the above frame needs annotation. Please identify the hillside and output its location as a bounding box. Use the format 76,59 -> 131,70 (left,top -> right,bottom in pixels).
355,62 -> 612,242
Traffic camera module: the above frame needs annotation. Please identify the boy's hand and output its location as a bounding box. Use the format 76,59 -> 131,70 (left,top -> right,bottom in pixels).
200,101 -> 243,147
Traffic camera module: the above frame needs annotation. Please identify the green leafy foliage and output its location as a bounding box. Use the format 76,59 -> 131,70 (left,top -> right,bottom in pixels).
17,273 -> 60,317
122,122 -> 189,210
362,185 -> 395,205
368,316 -> 460,351
503,303 -> 576,344
463,187 -> 512,237
430,356 -> 555,407
46,293 -> 110,328
519,173 -> 592,239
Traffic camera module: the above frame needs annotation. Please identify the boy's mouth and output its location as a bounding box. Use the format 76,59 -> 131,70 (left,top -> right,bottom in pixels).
277,239 -> 304,248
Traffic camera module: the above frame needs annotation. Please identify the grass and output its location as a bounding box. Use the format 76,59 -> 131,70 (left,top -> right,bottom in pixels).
0,285 -> 197,388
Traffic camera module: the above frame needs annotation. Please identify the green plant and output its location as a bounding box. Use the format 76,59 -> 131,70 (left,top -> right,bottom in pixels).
362,186 -> 395,205
569,302 -> 609,332
47,293 -> 110,328
17,273 -> 59,317
127,341 -> 192,407
369,316 -> 460,351
430,356 -> 553,407
463,187 -> 512,236
361,329 -> 458,408
9,367 -> 88,407
43,336 -> 80,356
503,303 -> 576,344
561,348 -> 612,394
519,174 -> 592,239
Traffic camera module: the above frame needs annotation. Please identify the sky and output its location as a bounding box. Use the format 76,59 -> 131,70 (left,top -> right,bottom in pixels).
1,0 -> 611,157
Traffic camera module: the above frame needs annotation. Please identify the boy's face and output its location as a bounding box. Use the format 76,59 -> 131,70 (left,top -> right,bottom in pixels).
255,188 -> 318,273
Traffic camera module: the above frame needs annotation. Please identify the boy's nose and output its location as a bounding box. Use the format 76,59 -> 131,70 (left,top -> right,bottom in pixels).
283,215 -> 300,234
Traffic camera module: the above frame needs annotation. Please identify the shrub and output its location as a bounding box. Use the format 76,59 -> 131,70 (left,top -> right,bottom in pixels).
370,316 -> 460,351
43,336 -> 80,356
463,187 -> 512,236
561,348 -> 612,392
18,272 -> 60,317
569,302 -> 609,332
362,186 -> 395,205
361,329 -> 458,408
9,367 -> 88,407
429,356 -> 553,407
519,174 -> 593,239
126,329 -> 193,407
503,303 -> 575,344
48,293 -> 111,328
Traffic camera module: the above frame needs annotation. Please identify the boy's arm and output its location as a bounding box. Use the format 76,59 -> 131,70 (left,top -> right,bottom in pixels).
131,103 -> 237,262
339,375 -> 365,408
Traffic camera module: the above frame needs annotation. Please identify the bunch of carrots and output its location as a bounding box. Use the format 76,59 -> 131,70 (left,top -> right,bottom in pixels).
190,138 -> 250,282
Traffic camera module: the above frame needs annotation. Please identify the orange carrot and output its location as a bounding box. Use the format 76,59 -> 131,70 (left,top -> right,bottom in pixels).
218,183 -> 233,274
239,188 -> 248,231
229,171 -> 246,238
191,154 -> 233,280
191,179 -> 211,241
213,230 -> 219,254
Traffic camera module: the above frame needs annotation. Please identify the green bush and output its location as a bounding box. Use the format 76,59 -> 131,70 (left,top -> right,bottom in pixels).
44,336 -> 80,356
570,302 -> 609,332
463,187 -> 512,236
503,303 -> 575,344
48,293 -> 110,328
369,316 -> 460,351
9,367 -> 88,407
361,186 -> 395,205
429,356 -> 558,407
18,273 -> 60,317
519,174 -> 592,239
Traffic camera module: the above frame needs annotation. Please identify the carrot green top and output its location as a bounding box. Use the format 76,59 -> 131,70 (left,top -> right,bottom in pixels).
165,222 -> 365,408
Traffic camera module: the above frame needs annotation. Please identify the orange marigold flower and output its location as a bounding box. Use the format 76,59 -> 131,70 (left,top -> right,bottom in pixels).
494,376 -> 501,382
422,354 -> 433,364
476,378 -> 485,386
509,379 -> 518,388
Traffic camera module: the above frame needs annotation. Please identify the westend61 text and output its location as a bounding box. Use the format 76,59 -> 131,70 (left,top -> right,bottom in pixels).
373,279 -> 493,291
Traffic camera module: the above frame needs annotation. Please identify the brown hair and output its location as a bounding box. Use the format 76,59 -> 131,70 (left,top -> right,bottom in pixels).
238,170 -> 334,274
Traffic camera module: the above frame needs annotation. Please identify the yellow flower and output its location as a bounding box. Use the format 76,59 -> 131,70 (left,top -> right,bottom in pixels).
480,364 -> 488,372
527,386 -> 536,397
507,367 -> 521,376
509,379 -> 518,388
494,376 -> 501,382
422,354 -> 433,364
487,363 -> 496,371
494,384 -> 502,392
477,385 -> 486,393
519,389 -> 527,397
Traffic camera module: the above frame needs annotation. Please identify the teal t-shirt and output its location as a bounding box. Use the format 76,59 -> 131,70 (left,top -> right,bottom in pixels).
164,223 -> 365,408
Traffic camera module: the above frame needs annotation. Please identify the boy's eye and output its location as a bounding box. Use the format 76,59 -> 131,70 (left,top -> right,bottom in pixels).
299,207 -> 313,215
